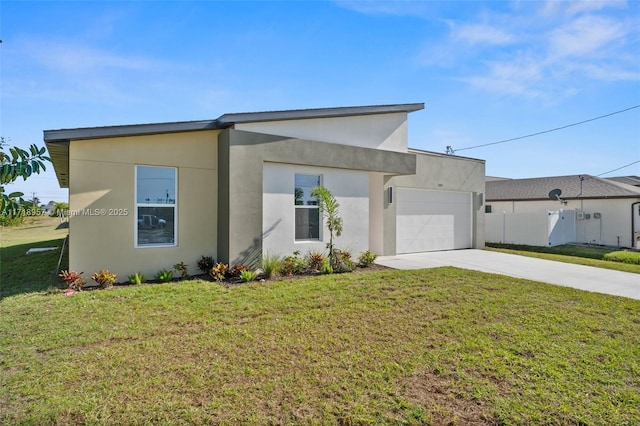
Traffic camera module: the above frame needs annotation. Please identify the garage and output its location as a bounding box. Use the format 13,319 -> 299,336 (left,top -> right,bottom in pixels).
396,187 -> 472,253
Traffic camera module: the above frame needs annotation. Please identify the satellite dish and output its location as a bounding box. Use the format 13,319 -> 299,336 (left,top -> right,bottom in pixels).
548,188 -> 562,200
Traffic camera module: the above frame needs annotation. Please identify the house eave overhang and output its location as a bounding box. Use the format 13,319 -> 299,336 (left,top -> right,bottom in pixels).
216,103 -> 425,126
43,120 -> 220,143
44,140 -> 70,188
43,120 -> 221,189
43,102 -> 425,191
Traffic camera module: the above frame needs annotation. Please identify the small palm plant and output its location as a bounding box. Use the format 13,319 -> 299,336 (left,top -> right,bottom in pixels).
128,272 -> 146,285
239,269 -> 258,283
156,269 -> 174,283
310,185 -> 343,269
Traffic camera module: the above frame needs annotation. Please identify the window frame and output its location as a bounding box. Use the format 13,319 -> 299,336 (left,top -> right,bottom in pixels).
134,165 -> 178,248
294,173 -> 322,242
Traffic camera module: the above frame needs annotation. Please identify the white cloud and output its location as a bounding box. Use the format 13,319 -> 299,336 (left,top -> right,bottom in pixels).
416,21 -> 516,68
564,0 -> 627,16
451,23 -> 515,46
463,55 -> 545,98
581,64 -> 640,81
549,15 -> 626,58
334,0 -> 433,17
540,0 -> 627,17
4,37 -> 199,107
427,2 -> 640,98
22,40 -> 159,75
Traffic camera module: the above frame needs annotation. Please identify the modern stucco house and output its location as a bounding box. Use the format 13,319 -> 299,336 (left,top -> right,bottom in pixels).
44,103 -> 486,278
486,175 -> 640,248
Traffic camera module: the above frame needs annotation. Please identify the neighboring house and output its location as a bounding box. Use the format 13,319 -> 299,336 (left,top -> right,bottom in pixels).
606,176 -> 640,188
44,103 -> 486,278
42,201 -> 57,215
486,175 -> 640,248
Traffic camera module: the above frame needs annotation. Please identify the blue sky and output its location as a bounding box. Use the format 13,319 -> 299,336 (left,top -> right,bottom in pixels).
2,0 -> 639,203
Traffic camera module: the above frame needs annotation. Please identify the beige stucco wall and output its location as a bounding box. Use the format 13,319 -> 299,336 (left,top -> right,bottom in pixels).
68,131 -> 218,280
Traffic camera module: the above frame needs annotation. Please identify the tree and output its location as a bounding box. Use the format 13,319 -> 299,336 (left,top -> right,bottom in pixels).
0,137 -> 51,215
294,187 -> 304,205
310,185 -> 343,267
51,201 -> 69,217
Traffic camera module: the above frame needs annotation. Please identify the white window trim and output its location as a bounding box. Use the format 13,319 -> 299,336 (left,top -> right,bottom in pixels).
134,165 -> 178,248
294,173 -> 322,242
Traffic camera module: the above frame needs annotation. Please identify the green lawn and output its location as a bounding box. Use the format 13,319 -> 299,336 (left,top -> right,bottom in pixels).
486,243 -> 640,274
1,216 -> 69,298
2,219 -> 640,424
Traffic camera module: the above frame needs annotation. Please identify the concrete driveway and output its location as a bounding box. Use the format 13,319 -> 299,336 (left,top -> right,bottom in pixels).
376,250 -> 640,300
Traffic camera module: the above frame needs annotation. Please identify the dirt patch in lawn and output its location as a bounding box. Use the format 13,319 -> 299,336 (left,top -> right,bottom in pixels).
400,369 -> 500,425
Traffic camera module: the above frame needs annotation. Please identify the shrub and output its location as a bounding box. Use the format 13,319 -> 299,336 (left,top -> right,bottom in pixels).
156,269 -> 174,283
58,270 -> 86,291
0,214 -> 25,227
228,264 -> 249,278
332,249 -> 355,273
128,272 -> 146,285
197,256 -> 215,273
173,261 -> 189,279
260,252 -> 282,279
603,251 -> 640,265
305,251 -> 325,272
91,270 -> 117,289
210,262 -> 228,282
321,258 -> 333,274
239,269 -> 258,282
280,251 -> 305,276
357,250 -> 377,267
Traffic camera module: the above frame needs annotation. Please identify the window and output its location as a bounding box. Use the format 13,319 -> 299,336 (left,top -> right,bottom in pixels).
485,205 -> 492,213
294,174 -> 321,240
135,166 -> 177,247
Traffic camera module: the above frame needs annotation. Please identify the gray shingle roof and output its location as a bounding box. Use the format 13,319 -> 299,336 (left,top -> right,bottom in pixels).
606,176 -> 640,187
486,175 -> 640,201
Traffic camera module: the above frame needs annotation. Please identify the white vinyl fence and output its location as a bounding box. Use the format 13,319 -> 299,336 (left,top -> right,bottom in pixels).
486,209 -> 576,247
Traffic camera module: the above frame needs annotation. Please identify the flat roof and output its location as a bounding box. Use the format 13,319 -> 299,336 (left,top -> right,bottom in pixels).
408,147 -> 485,163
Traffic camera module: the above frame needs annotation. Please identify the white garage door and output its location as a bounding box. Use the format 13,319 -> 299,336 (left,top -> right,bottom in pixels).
396,188 -> 472,253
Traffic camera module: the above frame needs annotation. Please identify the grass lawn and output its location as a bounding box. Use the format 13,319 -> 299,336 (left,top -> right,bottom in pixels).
1,216 -> 69,298
486,243 -> 640,274
2,219 -> 640,425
